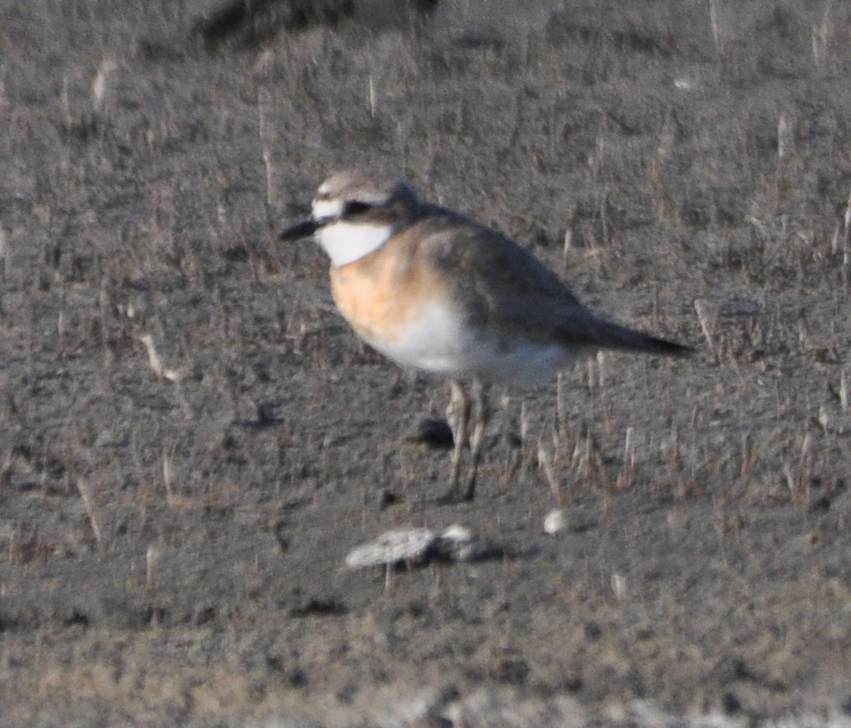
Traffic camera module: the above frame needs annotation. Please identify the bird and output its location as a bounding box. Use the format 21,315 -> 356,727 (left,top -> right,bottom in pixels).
279,170 -> 691,503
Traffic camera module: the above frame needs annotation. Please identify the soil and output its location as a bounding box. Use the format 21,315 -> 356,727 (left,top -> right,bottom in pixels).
3,1 -> 851,725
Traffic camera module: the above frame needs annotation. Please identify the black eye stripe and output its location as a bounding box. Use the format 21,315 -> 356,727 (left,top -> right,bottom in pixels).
343,201 -> 372,217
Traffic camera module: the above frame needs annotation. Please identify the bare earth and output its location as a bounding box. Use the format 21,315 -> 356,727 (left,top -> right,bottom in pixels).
3,1 -> 851,725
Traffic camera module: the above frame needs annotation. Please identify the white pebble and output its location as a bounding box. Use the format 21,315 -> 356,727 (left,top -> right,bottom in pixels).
345,528 -> 435,569
543,509 -> 566,535
440,524 -> 473,544
436,523 -> 476,561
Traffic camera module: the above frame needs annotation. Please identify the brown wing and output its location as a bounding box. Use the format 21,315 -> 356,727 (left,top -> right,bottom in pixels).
413,209 -> 690,357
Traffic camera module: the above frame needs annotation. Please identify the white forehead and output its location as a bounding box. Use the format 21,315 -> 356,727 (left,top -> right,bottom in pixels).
317,184 -> 390,203
312,179 -> 393,221
316,171 -> 397,203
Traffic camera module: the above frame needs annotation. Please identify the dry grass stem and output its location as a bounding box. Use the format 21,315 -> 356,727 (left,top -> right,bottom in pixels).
617,426 -> 636,490
708,0 -> 722,57
777,113 -> 793,162
611,572 -> 627,603
75,478 -> 103,548
596,351 -> 607,388
139,333 -> 164,378
798,433 -> 812,503
843,189 -> 851,294
163,453 -> 176,507
0,227 -> 7,280
739,432 -> 754,478
138,333 -> 183,382
537,440 -> 562,505
555,372 -> 568,435
817,406 -> 828,433
91,59 -> 117,113
811,0 -> 834,71
693,299 -> 718,361
368,75 -> 376,118
258,89 -> 275,211
519,401 -> 530,446
146,542 -> 162,588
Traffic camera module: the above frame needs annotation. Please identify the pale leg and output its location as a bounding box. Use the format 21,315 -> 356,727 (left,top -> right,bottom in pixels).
442,379 -> 488,502
462,378 -> 488,501
444,380 -> 470,502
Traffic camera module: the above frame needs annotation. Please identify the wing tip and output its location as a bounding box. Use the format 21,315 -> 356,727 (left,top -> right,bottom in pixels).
646,337 -> 694,358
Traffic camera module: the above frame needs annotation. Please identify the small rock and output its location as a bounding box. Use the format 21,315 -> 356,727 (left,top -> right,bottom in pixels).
440,523 -> 473,543
434,524 -> 476,561
345,524 -> 497,568
543,509 -> 566,535
345,528 -> 435,568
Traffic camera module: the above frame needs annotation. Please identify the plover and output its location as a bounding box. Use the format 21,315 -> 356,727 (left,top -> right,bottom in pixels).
280,170 -> 691,502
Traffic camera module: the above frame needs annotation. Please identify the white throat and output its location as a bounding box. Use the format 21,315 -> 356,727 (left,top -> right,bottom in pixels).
316,221 -> 394,267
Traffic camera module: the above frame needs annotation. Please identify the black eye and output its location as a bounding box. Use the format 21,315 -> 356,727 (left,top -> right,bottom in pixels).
343,201 -> 371,217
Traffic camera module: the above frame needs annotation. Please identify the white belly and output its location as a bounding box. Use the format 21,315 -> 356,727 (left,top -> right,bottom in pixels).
364,299 -> 578,386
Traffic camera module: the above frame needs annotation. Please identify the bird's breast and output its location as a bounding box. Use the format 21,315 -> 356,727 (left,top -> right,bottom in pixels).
329,245 -> 469,373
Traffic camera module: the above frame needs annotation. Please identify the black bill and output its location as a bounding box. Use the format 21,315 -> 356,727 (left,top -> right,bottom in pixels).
278,219 -> 320,242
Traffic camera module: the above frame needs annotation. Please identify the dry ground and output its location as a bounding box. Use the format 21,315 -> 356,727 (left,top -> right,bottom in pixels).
3,0 -> 851,725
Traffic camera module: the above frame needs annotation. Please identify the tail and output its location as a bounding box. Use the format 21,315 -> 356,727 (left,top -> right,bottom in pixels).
578,317 -> 692,358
